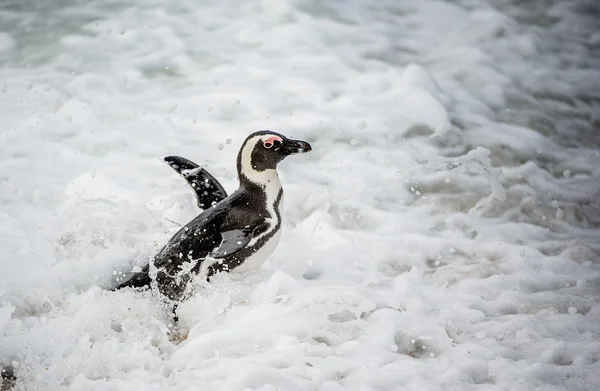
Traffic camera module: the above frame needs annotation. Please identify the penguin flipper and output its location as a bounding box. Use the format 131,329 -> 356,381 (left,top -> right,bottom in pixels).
164,156 -> 228,210
211,222 -> 270,259
113,264 -> 152,290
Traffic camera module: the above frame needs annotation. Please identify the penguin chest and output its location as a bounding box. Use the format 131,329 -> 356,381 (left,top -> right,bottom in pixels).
233,184 -> 283,273
234,228 -> 282,272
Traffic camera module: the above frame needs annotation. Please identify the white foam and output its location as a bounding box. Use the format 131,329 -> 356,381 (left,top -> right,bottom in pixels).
1,1 -> 599,390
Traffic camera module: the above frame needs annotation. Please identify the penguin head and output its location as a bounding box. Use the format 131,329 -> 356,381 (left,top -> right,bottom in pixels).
237,130 -> 312,185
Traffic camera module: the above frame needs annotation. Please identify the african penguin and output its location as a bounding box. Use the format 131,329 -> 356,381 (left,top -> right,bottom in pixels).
114,130 -> 312,304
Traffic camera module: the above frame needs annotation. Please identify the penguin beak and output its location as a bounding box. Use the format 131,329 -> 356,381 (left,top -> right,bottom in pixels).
279,138 -> 312,155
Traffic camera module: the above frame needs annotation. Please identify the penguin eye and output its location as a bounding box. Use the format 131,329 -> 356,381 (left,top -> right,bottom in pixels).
263,136 -> 283,150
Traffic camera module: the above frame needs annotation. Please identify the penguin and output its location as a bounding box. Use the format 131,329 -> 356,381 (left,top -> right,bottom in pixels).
115,130 -> 312,304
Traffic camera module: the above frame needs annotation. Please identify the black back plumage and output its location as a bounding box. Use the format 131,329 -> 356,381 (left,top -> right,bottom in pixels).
149,181 -> 280,301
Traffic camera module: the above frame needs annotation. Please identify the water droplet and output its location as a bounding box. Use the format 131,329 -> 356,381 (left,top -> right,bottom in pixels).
350,139 -> 359,146
12,361 -> 19,369
391,345 -> 398,352
226,138 -> 232,144
563,169 -> 571,178
449,248 -> 456,253
356,120 -> 366,129
568,307 -> 577,314
119,28 -> 125,35
445,178 -> 451,183
217,143 -> 224,151
551,200 -> 559,207
556,209 -> 564,219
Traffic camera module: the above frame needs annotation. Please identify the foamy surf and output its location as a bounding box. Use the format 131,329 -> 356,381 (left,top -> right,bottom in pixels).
1,0 -> 599,390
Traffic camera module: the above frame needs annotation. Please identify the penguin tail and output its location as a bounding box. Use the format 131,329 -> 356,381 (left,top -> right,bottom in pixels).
113,264 -> 152,291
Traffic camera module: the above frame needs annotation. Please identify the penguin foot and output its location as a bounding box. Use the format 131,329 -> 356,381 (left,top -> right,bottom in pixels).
0,366 -> 16,391
167,326 -> 189,345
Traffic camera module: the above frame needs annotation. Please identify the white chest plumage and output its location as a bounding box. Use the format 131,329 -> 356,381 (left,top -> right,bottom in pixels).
235,186 -> 283,272
234,228 -> 282,272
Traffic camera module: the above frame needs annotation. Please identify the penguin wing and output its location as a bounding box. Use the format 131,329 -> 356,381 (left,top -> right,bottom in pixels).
211,222 -> 270,258
164,156 -> 228,209
153,197 -> 243,271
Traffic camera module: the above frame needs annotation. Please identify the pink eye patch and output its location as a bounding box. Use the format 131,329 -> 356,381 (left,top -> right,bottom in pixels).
263,136 -> 283,149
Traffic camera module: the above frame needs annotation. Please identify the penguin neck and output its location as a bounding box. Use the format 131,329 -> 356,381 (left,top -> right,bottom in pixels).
238,168 -> 282,195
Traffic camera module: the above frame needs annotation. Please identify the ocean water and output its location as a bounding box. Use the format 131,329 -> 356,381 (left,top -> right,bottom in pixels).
1,0 -> 599,390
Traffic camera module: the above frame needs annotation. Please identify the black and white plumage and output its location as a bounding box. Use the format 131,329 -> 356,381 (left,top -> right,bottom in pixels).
115,130 -> 311,303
